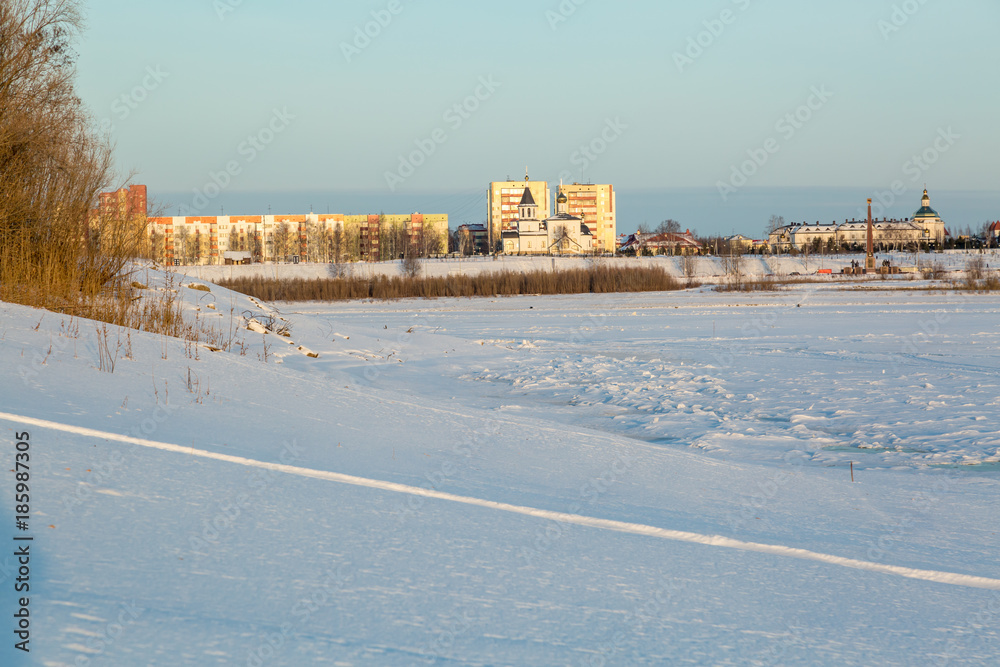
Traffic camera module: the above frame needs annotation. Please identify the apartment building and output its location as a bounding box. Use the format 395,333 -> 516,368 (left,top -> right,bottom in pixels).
556,183 -> 616,253
487,178 -> 552,250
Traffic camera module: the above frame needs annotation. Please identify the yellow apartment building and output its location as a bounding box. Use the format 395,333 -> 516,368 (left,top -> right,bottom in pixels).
488,178 -> 552,251
556,183 -> 617,253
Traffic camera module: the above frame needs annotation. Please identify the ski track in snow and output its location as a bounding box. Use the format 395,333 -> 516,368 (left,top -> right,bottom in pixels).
4,409 -> 1000,593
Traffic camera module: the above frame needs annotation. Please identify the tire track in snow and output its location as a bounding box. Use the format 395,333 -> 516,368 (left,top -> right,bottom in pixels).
5,410 -> 1000,592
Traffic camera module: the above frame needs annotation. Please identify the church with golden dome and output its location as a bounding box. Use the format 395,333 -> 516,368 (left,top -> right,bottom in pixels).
500,186 -> 594,255
911,189 -> 946,245
769,189 -> 949,252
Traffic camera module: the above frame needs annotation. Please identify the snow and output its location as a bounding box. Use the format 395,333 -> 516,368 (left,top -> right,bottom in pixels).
186,249 -> 1000,283
1,267 -> 999,665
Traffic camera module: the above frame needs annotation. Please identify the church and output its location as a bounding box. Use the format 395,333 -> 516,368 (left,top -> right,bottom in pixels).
911,189 -> 946,246
769,189 -> 948,252
501,187 -> 594,255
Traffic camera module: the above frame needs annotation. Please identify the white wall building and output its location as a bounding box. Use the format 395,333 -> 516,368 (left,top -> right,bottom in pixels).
501,188 -> 593,255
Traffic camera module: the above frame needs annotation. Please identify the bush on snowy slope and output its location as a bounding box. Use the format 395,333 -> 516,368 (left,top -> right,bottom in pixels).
1,1 -> 144,317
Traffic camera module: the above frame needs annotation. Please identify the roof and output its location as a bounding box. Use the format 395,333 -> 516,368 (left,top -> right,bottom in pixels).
914,189 -> 940,219
840,221 -> 920,231
623,231 -> 702,250
792,224 -> 837,233
545,212 -> 583,223
518,187 -> 536,207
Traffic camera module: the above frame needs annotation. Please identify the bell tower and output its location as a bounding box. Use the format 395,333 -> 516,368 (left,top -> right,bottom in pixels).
518,187 -> 537,221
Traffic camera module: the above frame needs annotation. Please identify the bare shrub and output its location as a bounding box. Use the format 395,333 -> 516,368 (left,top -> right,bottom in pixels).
217,266 -> 685,302
919,261 -> 946,280
401,254 -> 422,279
327,262 -> 352,279
966,256 -> 985,281
721,253 -> 745,290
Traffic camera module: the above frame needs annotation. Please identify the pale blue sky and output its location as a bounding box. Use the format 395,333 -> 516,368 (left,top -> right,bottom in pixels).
75,0 -> 1000,232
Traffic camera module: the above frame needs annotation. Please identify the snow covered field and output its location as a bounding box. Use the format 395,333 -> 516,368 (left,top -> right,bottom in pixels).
187,249 -> 1000,283
2,271 -> 999,665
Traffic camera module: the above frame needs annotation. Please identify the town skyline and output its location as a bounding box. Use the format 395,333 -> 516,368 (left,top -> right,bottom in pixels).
77,0 -> 1000,238
149,185 -> 1000,240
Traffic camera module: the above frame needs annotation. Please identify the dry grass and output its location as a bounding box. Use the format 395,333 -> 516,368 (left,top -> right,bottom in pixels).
714,278 -> 786,293
712,276 -> 847,292
217,265 -> 687,302
951,274 -> 1000,292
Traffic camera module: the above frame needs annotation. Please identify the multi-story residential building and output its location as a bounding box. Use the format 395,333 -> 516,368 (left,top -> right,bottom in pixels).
147,211 -> 448,265
556,183 -> 617,253
93,185 -> 149,254
487,177 -> 551,250
98,185 -> 147,219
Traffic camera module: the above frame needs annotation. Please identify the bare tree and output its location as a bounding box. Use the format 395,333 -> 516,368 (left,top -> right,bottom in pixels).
656,219 -> 681,235
722,239 -> 745,289
457,227 -> 472,255
1,0 -> 141,307
273,222 -> 292,262
550,225 -> 571,255
250,227 -> 263,263
173,227 -> 190,265
767,215 -> 786,235
966,255 -> 985,280
148,228 -> 165,263
401,253 -> 422,279
304,221 -> 322,263
682,254 -> 697,284
331,225 -> 344,264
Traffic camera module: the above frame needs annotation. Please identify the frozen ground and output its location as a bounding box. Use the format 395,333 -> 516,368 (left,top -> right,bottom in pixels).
186,249 -> 1000,283
1,269 -> 999,665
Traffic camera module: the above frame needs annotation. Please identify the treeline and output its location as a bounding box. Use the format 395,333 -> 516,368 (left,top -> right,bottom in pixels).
1,0 -> 141,311
217,265 -> 685,302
